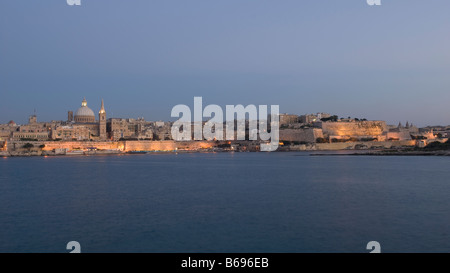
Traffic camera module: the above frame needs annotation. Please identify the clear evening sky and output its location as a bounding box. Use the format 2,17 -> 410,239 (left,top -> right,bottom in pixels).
1,0 -> 449,127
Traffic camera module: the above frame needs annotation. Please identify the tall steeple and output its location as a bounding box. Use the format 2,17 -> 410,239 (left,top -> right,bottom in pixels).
99,99 -> 105,114
99,99 -> 107,140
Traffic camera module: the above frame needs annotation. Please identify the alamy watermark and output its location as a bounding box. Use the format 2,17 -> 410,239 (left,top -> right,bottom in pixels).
171,97 -> 280,151
367,0 -> 381,6
64,240 -> 379,253
67,0 -> 81,6
66,241 -> 81,253
366,241 -> 381,253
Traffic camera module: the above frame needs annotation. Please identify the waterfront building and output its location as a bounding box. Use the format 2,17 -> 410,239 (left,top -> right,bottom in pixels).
11,115 -> 54,141
299,113 -> 331,124
52,98 -> 105,141
387,122 -> 420,141
279,114 -> 299,126
107,117 -> 154,140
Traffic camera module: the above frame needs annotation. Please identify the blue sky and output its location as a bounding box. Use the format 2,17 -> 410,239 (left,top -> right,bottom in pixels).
1,0 -> 450,126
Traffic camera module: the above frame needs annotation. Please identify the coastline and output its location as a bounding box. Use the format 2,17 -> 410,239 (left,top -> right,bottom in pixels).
310,150 -> 450,156
2,138 -> 449,158
3,148 -> 450,157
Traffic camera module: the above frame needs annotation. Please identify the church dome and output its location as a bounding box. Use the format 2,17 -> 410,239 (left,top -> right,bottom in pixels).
75,98 -> 95,117
74,98 -> 95,123
75,106 -> 95,117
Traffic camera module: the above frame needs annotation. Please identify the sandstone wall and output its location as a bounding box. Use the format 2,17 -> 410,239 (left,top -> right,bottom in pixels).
7,141 -> 122,153
7,140 -> 216,153
40,141 -> 122,151
321,121 -> 387,137
123,140 -> 214,151
279,128 -> 324,143
387,131 -> 412,141
315,140 -> 416,150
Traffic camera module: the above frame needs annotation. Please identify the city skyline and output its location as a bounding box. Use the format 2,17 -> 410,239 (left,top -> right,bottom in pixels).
1,1 -> 450,127
0,96 -> 442,128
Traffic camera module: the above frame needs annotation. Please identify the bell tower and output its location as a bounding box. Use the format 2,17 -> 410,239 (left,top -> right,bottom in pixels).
99,99 -> 107,140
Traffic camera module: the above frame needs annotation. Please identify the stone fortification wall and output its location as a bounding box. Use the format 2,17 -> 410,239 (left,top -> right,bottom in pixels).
39,141 -> 122,151
315,140 -> 416,150
7,140 -> 216,154
279,128 -> 324,143
123,140 -> 214,151
321,121 -> 387,137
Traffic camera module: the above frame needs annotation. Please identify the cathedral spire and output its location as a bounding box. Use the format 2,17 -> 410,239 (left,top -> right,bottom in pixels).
99,99 -> 105,114
82,97 -> 87,107
99,99 -> 107,140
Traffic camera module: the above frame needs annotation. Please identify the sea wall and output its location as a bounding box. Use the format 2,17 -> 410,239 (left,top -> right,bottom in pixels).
4,138 -> 418,155
7,140 -> 216,152
39,141 -> 122,151
279,128 -> 324,143
123,140 -> 214,151
314,140 -> 416,150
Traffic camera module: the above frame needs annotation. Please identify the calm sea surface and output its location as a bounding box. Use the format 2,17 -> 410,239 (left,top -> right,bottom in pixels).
0,152 -> 449,253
